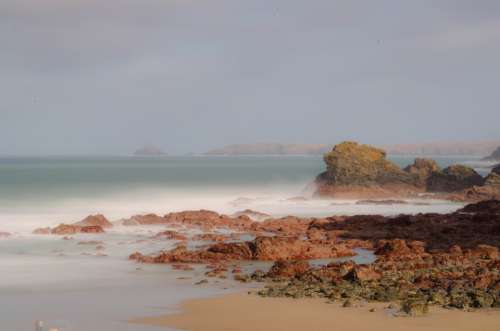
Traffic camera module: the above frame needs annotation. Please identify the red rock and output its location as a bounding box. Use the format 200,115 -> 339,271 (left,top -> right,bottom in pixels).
33,227 -> 51,235
123,214 -> 166,225
266,260 -> 310,278
51,224 -> 104,235
80,225 -> 105,233
344,265 -> 382,282
154,230 -> 188,241
192,233 -> 229,242
74,214 -> 113,228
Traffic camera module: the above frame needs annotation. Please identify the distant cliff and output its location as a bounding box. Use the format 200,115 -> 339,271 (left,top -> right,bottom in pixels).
206,141 -> 500,156
206,143 -> 331,155
382,141 -> 500,156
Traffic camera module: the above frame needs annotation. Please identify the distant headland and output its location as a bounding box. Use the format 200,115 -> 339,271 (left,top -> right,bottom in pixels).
205,140 -> 500,157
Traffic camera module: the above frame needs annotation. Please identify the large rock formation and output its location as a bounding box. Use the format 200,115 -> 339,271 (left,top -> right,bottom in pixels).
315,141 -> 495,199
74,214 -> 113,228
315,142 -> 419,198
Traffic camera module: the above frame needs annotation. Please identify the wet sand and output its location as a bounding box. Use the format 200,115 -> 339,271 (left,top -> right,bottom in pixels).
132,292 -> 500,331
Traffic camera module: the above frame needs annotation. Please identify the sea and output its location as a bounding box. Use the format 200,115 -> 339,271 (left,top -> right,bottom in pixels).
0,155 -> 495,330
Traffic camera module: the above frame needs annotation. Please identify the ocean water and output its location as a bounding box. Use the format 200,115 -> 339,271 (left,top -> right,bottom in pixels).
0,155 -> 492,330
0,155 -> 489,233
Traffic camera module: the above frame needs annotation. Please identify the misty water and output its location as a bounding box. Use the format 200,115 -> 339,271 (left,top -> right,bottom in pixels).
0,155 -> 491,330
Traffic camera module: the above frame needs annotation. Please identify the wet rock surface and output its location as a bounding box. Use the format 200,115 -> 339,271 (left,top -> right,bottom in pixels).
248,201 -> 500,315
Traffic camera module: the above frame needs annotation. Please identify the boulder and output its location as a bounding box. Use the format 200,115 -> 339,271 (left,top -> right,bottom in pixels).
404,158 -> 440,187
266,260 -> 310,278
427,165 -> 484,192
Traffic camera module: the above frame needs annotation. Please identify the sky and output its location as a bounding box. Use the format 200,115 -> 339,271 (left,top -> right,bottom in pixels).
1,0 -> 500,155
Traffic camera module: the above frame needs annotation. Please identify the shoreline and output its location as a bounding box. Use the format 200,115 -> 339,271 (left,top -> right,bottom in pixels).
131,292 -> 500,331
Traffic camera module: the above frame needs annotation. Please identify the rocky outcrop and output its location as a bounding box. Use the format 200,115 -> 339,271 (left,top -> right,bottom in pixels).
315,142 -> 422,198
130,236 -> 354,264
484,165 -> 500,187
427,165 -> 484,192
318,141 -> 415,186
51,224 -> 105,235
404,158 -> 440,187
482,146 -> 500,161
33,214 -> 110,235
256,245 -> 499,311
74,214 -> 113,228
310,200 -> 500,250
315,141 -> 497,199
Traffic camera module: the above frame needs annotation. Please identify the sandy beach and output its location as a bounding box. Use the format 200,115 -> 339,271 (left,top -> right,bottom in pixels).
131,292 -> 500,331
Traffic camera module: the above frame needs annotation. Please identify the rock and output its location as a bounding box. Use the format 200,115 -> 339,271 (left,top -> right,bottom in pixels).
459,199 -> 500,214
250,216 -> 314,237
313,203 -> 500,251
194,279 -> 208,285
50,224 -> 105,235
400,299 -> 429,316
192,233 -> 229,242
154,230 -> 188,241
316,142 -> 417,198
404,158 -> 440,187
451,185 -> 500,202
232,209 -> 271,221
342,300 -> 353,308
266,260 -> 310,278
74,214 -> 113,228
51,224 -> 79,235
344,265 -> 382,282
492,164 -> 500,175
234,274 -> 251,282
314,141 -> 497,200
121,214 -> 166,226
484,166 -> 500,187
427,165 -> 484,192
79,225 -> 105,233
131,236 -> 353,264
252,236 -> 353,261
33,227 -> 51,235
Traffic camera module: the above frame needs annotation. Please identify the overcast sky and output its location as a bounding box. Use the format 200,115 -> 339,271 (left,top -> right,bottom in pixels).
1,0 -> 500,155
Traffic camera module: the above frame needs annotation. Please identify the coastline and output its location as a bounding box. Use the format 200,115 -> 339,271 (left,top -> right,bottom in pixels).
131,292 -> 500,331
